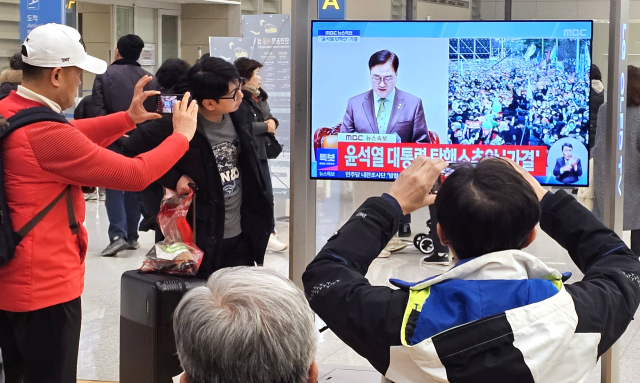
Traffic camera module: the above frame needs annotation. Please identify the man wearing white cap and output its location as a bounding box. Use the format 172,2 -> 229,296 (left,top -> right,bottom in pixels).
0,24 -> 198,383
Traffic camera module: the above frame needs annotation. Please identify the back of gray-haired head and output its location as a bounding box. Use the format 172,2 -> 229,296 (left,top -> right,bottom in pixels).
173,267 -> 317,383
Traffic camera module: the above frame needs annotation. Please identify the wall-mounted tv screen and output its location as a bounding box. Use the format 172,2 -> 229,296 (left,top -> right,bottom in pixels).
311,20 -> 593,186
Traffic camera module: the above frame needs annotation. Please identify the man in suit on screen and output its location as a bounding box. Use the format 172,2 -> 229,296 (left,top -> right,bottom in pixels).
341,50 -> 430,143
553,142 -> 583,184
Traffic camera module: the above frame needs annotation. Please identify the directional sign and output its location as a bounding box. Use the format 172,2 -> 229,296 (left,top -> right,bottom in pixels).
20,0 -> 66,41
318,0 -> 346,20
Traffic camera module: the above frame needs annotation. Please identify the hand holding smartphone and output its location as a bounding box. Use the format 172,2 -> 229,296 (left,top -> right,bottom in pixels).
431,164 -> 462,194
171,92 -> 198,141
388,157 -> 449,215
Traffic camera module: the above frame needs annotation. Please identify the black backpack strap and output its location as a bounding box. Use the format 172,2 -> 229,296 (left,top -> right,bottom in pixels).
16,185 -> 78,238
1,107 -> 77,239
65,187 -> 79,235
2,107 -> 70,138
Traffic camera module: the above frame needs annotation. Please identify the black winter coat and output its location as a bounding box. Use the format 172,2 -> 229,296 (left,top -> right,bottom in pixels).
91,59 -> 158,116
241,88 -> 279,206
73,94 -> 97,120
121,101 -> 273,278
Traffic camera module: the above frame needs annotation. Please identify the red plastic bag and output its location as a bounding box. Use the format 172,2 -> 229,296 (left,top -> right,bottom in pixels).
139,189 -> 203,275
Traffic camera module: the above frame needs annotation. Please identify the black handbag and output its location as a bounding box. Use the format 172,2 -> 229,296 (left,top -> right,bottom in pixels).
263,133 -> 283,159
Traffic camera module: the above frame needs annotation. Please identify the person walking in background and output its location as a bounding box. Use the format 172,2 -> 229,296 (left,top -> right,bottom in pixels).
593,65 -> 640,254
0,52 -> 23,99
91,34 -> 160,257
234,57 -> 287,252
589,64 -> 605,152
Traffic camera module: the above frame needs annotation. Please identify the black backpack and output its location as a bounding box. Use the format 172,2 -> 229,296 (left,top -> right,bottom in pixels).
0,107 -> 79,266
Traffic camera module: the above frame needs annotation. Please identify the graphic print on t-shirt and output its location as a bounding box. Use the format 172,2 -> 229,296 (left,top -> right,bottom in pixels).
212,141 -> 240,197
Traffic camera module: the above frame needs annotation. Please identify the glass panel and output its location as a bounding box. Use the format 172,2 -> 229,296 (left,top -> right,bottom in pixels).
116,6 -> 134,39
161,15 -> 179,62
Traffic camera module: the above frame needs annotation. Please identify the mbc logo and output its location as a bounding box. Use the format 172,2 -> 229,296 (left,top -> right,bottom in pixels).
344,134 -> 365,141
563,29 -> 588,37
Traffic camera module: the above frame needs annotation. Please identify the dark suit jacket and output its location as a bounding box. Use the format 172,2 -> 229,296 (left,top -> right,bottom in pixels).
553,157 -> 583,184
340,88 -> 430,143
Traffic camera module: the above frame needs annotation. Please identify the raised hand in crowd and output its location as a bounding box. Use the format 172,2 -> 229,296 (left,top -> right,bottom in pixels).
127,75 -> 163,124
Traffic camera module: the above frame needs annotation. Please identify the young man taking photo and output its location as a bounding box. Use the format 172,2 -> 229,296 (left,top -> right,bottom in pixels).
304,156 -> 640,383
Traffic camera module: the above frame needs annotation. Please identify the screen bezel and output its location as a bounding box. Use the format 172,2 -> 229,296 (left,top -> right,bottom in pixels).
309,19 -> 595,187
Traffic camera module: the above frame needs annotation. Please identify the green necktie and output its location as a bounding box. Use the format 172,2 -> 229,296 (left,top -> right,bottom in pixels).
377,98 -> 387,134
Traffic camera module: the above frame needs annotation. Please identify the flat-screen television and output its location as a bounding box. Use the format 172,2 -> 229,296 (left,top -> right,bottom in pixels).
310,20 -> 593,186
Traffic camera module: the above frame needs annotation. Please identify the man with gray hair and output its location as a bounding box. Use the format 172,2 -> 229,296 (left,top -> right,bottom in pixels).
173,267 -> 318,383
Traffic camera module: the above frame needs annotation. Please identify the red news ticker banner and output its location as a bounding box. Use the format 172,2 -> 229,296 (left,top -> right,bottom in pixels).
337,143 -> 548,176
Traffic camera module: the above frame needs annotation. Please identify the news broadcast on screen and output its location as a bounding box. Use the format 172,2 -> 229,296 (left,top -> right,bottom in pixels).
310,20 -> 593,186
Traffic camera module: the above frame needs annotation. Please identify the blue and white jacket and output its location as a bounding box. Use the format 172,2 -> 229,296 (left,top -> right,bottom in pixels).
303,191 -> 640,383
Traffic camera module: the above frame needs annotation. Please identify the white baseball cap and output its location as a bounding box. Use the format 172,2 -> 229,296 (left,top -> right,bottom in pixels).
21,23 -> 107,74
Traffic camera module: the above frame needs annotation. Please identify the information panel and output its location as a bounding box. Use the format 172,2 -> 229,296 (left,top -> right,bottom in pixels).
210,15 -> 291,153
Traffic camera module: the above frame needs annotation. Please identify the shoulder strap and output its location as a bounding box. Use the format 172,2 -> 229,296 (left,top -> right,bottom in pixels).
0,108 -> 77,239
17,185 -> 78,238
1,107 -> 70,138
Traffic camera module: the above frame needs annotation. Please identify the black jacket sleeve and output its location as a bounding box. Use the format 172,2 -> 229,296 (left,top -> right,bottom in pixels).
121,115 -> 173,156
120,114 -> 182,189
302,197 -> 410,374
156,168 -> 184,191
91,74 -> 107,117
540,190 -> 640,356
260,98 -> 279,127
252,121 -> 269,135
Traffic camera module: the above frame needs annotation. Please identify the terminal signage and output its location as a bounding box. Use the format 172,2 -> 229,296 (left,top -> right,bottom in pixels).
20,0 -> 65,40
617,23 -> 628,197
318,0 -> 346,20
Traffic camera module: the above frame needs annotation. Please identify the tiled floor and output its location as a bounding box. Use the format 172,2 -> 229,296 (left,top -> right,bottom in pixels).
77,180 -> 640,382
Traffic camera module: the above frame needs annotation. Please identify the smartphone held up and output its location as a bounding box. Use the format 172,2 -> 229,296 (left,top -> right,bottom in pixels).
431,163 -> 468,194
154,94 -> 184,114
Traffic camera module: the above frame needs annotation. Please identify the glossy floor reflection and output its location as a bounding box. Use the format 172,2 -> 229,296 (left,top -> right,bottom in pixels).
78,181 -> 640,382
